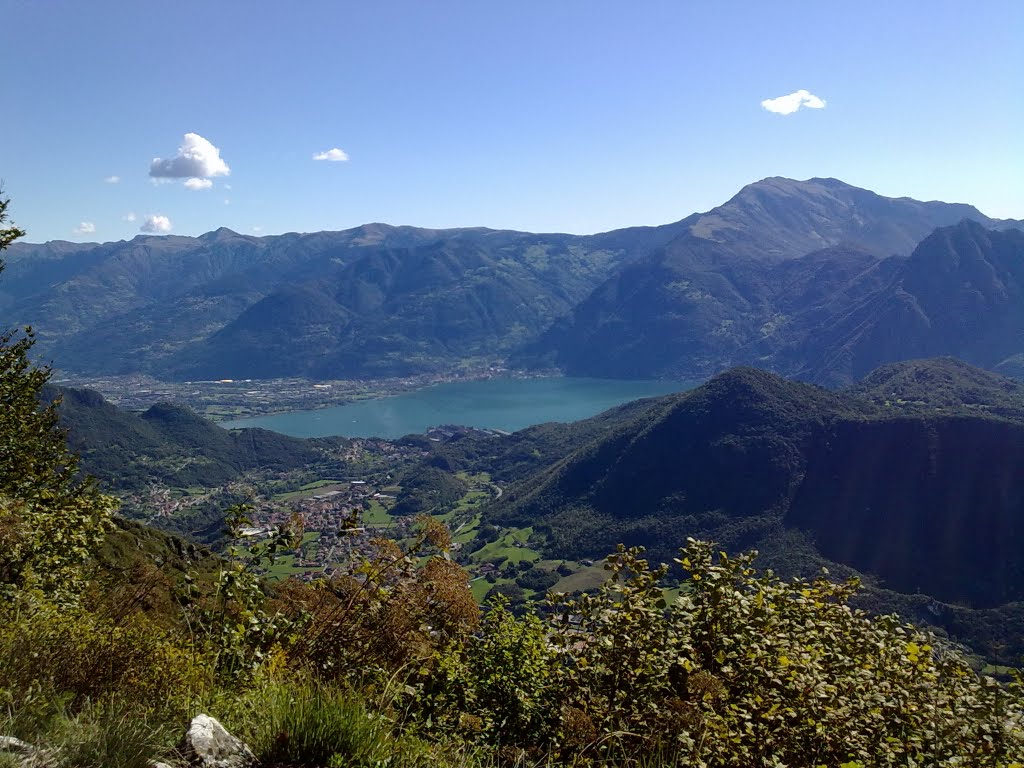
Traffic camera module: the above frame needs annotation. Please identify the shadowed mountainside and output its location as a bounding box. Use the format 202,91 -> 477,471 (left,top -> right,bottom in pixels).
479,363 -> 1024,611
524,219 -> 1024,384
6,177 -> 1020,382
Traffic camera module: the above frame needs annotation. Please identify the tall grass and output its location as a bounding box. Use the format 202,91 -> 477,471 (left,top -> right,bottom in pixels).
1,702 -> 176,768
220,676 -> 439,768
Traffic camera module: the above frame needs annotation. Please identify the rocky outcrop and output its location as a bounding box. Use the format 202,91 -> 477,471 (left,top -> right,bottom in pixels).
179,715 -> 256,768
2,714 -> 254,768
0,735 -> 54,767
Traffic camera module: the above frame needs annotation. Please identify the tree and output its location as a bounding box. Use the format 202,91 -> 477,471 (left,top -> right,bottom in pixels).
0,190 -> 115,600
0,192 -> 26,252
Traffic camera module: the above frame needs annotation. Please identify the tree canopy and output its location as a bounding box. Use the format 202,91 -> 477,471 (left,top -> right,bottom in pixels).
0,191 -> 115,600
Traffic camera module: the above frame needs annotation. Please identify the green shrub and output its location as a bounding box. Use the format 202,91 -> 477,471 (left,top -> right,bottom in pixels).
424,599 -> 560,747
226,677 -> 434,768
0,601 -> 207,717
543,540 -> 1024,765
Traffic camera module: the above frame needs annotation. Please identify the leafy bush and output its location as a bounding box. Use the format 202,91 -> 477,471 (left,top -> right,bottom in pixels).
0,600 -> 207,717
282,515 -> 478,680
549,540 -> 1024,765
424,600 -> 560,748
426,539 -> 1024,766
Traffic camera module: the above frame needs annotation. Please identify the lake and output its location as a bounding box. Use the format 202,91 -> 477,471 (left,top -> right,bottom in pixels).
221,376 -> 695,438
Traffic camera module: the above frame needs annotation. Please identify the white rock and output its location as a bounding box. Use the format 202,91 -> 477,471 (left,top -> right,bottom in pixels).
0,735 -> 55,768
0,736 -> 34,754
179,715 -> 256,768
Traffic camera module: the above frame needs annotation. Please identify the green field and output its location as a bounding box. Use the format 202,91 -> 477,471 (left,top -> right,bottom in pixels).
261,532 -> 324,580
361,499 -> 395,526
472,526 -> 540,565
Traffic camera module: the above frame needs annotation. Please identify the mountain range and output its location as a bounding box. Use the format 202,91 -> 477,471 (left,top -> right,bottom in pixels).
4,177 -> 1021,385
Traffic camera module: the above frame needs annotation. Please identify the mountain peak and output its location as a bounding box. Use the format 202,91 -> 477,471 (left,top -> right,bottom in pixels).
684,177 -> 996,261
200,227 -> 243,242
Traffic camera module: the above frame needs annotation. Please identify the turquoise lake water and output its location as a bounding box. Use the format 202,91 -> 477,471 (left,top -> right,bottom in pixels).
221,377 -> 695,438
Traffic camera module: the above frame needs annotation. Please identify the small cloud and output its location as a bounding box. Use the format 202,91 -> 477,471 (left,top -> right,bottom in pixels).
104,175 -> 120,184
313,147 -> 349,162
122,212 -> 137,222
251,225 -> 263,233
224,184 -> 232,190
73,221 -> 96,235
150,133 -> 231,179
224,199 -> 230,205
140,214 -> 172,233
184,177 -> 213,190
761,89 -> 827,115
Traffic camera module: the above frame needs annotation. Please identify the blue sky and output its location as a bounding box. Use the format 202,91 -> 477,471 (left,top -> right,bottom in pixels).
4,0 -> 1022,243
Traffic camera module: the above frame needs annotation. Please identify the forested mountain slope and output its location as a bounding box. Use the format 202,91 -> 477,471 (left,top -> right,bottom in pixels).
7,177 -> 1020,382
4,220 -> 687,379
526,220 -> 1024,383
44,385 -> 343,492
480,364 -> 1024,611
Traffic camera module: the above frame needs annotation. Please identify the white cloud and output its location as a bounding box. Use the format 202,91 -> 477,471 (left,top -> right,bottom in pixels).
184,177 -> 213,190
313,147 -> 349,162
140,214 -> 172,233
224,184 -> 232,190
149,133 -> 231,179
104,175 -> 120,184
251,225 -> 263,233
122,212 -> 137,222
761,89 -> 827,115
73,221 -> 96,235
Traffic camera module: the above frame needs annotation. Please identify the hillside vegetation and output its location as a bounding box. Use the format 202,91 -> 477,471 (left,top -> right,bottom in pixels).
5,193 -> 1024,766
417,360 -> 1024,660
45,385 -> 345,493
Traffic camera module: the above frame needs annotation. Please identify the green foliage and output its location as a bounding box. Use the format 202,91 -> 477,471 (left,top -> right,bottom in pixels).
181,503 -> 302,680
574,541 -> 1023,764
392,466 -> 470,516
0,330 -> 117,599
515,566 -> 558,593
0,195 -> 115,602
46,385 -> 337,496
234,677 -> 432,768
426,599 -> 560,746
0,193 -> 26,253
427,540 -> 1024,765
0,599 -> 208,719
848,357 -> 1024,421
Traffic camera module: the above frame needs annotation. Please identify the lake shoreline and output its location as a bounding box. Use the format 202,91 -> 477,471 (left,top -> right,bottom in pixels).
220,376 -> 697,439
